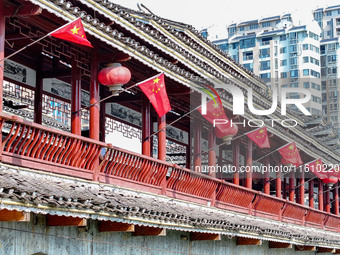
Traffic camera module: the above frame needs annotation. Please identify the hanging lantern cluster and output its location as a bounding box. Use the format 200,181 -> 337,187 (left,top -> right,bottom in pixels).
98,63 -> 131,96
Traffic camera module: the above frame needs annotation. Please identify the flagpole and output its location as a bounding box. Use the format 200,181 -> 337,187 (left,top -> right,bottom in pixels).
0,18 -> 78,63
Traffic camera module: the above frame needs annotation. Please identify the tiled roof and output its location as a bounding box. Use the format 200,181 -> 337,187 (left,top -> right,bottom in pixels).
2,165 -> 340,247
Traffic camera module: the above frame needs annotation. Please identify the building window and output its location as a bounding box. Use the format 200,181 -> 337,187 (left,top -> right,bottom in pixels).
280,35 -> 286,41
218,43 -> 228,52
280,47 -> 287,54
243,63 -> 253,71
260,73 -> 271,81
303,69 -> 310,76
302,44 -> 309,50
311,82 -> 321,91
328,67 -> 337,74
327,55 -> 337,63
311,70 -> 320,78
260,48 -> 270,58
290,70 -> 299,77
280,59 -> 287,66
239,26 -> 245,31
250,24 -> 258,29
320,45 -> 325,54
291,83 -> 298,88
240,38 -> 255,49
262,21 -> 271,27
312,95 -> 321,103
282,84 -> 288,88
303,56 -> 309,63
260,60 -> 271,71
303,82 -> 310,88
281,72 -> 288,78
290,57 -> 297,65
310,57 -> 320,66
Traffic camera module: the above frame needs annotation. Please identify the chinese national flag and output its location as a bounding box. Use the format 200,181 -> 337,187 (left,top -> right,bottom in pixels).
50,18 -> 93,47
328,166 -> 340,181
278,142 -> 303,167
138,73 -> 171,117
198,98 -> 238,138
246,127 -> 270,149
306,159 -> 329,179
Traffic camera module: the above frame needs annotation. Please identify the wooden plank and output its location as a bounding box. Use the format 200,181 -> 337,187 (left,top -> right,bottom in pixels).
295,245 -> 316,251
46,215 -> 87,227
237,237 -> 262,246
190,232 -> 221,241
99,221 -> 135,232
0,209 -> 30,222
133,226 -> 166,236
334,249 -> 340,254
317,247 -> 335,253
269,241 -> 293,249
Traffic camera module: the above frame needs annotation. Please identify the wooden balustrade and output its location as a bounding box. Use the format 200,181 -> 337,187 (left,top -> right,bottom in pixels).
1,113 -> 340,232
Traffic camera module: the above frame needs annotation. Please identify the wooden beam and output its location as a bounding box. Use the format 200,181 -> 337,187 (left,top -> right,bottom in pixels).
269,241 -> 293,249
295,245 -> 316,251
190,232 -> 221,241
0,209 -> 30,222
317,247 -> 335,253
46,215 -> 87,227
99,221 -> 134,232
4,3 -> 42,17
237,237 -> 262,246
334,249 -> 340,254
133,226 -> 166,236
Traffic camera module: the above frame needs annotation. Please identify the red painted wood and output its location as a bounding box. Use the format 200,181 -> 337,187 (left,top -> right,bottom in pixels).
194,124 -> 201,171
233,139 -> 240,185
245,139 -> 252,189
158,115 -> 166,161
71,59 -> 81,135
319,180 -> 324,211
208,129 -> 216,178
0,0 -> 5,112
334,185 -> 339,215
289,170 -> 295,202
263,157 -> 270,194
326,185 -> 331,213
309,179 -> 314,208
90,50 -> 100,141
276,171 -> 281,198
300,170 -> 305,205
142,96 -> 151,156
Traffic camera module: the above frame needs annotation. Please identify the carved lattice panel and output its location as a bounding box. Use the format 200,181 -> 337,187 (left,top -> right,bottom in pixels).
105,117 -> 141,140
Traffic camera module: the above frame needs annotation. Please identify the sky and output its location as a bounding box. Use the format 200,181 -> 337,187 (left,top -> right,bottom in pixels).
113,0 -> 340,33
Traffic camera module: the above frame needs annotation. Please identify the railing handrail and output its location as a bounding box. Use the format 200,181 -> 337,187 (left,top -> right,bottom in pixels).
0,112 -> 106,147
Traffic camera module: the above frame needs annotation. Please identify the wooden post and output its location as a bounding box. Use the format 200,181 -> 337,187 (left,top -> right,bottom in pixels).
325,185 -> 331,213
232,139 -> 240,185
71,58 -> 81,135
142,96 -> 151,156
334,184 -> 339,215
318,180 -> 324,211
194,124 -> 201,171
276,171 -> 281,198
283,177 -> 287,200
208,128 -> 216,177
99,100 -> 106,142
245,138 -> 252,189
158,115 -> 166,161
309,179 -> 314,208
34,57 -> 43,124
289,171 -> 295,202
89,50 -> 100,141
264,156 -> 270,194
0,0 -> 4,112
300,170 -> 305,205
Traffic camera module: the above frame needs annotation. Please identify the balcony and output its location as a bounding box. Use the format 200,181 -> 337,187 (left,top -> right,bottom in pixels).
1,112 -> 340,232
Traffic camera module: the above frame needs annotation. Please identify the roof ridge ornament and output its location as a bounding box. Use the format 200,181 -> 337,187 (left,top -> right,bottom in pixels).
137,2 -> 155,15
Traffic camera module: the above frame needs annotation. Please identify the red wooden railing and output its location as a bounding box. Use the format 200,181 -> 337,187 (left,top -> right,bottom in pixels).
1,113 -> 340,232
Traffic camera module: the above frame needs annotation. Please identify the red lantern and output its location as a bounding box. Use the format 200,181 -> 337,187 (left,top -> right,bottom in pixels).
216,123 -> 238,144
98,63 -> 131,96
322,176 -> 338,185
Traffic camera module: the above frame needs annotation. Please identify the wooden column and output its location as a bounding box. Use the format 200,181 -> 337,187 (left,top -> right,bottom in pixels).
318,180 -> 324,211
296,179 -> 300,204
276,171 -> 281,198
142,96 -> 151,156
299,170 -> 305,205
264,156 -> 270,194
289,171 -> 295,202
333,184 -> 339,215
309,179 -> 314,208
208,128 -> 216,177
158,115 -> 166,161
0,0 -> 4,112
71,59 -> 81,135
194,124 -> 201,171
34,57 -> 43,124
89,50 -> 100,140
99,100 -> 106,142
325,185 -> 331,213
245,139 -> 252,189
232,139 -> 240,185
283,177 -> 287,200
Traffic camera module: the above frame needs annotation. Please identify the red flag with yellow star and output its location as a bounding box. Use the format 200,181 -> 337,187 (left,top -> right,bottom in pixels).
278,142 -> 303,167
246,127 -> 270,149
50,18 -> 93,47
306,159 -> 329,179
138,73 -> 171,117
197,98 -> 238,138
